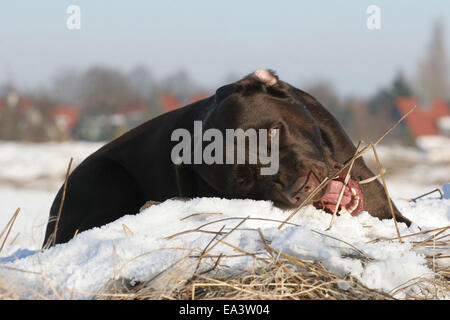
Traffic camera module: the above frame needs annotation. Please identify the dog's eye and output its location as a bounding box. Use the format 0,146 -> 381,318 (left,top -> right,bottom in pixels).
268,127 -> 279,138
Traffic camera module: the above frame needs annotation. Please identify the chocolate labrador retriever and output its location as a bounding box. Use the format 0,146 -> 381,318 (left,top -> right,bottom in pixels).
43,69 -> 411,247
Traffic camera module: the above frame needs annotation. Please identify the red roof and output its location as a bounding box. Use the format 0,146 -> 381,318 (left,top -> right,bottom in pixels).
49,105 -> 79,130
116,101 -> 146,116
0,97 -> 33,115
396,98 -> 450,137
189,93 -> 210,103
161,92 -> 210,113
161,94 -> 182,112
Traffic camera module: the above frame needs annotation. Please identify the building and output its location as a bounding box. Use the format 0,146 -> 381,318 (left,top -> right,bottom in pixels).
396,98 -> 450,160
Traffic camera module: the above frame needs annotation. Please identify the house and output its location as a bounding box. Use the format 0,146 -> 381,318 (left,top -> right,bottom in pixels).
396,98 -> 450,159
74,101 -> 150,141
49,105 -> 79,133
113,101 -> 147,126
161,93 -> 182,112
0,92 -> 34,117
189,93 -> 210,104
160,92 -> 211,113
396,98 -> 450,137
0,92 -> 46,140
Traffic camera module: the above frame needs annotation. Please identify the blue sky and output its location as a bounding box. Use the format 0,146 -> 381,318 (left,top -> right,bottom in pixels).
0,0 -> 449,97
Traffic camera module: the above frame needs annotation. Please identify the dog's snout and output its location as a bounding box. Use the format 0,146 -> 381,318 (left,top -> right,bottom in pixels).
281,173 -> 320,205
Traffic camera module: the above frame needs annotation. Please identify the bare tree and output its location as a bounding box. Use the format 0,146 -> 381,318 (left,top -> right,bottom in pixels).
302,80 -> 350,127
416,18 -> 449,103
128,65 -> 154,99
79,66 -> 138,115
161,69 -> 201,103
303,81 -> 341,112
52,69 -> 83,105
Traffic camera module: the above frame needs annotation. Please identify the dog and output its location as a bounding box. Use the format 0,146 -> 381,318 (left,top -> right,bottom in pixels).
43,69 -> 411,247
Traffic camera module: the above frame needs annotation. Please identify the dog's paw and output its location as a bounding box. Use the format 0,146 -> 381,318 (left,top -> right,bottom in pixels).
139,200 -> 161,212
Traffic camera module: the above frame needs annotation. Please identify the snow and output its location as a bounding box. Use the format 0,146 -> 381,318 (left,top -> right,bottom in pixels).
415,135 -> 450,162
0,141 -> 103,190
437,116 -> 450,131
0,142 -> 448,299
0,188 -> 52,248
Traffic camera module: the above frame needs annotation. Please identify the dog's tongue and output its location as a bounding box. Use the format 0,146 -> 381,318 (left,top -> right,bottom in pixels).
315,175 -> 364,216
321,180 -> 352,205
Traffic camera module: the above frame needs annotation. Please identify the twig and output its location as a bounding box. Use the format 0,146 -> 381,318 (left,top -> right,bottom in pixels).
197,253 -> 224,276
358,170 -> 385,185
371,143 -> 402,243
374,106 -> 417,146
0,208 -> 20,253
167,217 -> 300,240
311,229 -> 373,262
198,217 -> 250,258
180,212 -> 223,221
52,157 -> 73,247
278,105 -> 416,229
408,189 -> 443,203
368,226 -> 449,243
194,225 -> 226,274
165,229 -> 227,240
326,141 -> 362,231
411,228 -> 448,250
122,224 -> 134,236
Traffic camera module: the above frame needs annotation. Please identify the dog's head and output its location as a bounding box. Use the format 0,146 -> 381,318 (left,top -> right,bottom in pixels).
186,69 -> 345,209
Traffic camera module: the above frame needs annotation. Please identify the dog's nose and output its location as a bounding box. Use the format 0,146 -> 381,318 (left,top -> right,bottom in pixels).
282,173 -> 320,205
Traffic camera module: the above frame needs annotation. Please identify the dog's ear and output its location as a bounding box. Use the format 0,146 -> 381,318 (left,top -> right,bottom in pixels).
253,69 -> 278,86
214,83 -> 236,105
233,69 -> 289,98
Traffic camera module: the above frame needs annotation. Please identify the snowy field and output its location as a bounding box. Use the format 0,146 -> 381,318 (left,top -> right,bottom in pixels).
0,141 -> 448,299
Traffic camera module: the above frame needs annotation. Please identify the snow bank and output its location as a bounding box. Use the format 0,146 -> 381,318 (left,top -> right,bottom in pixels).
415,136 -> 450,163
0,142 -> 448,299
0,188 -> 53,248
0,141 -> 103,190
1,196 -> 448,299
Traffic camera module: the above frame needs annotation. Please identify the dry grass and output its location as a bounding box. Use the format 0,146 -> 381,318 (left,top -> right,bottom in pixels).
110,252 -> 392,300
0,206 -> 448,301
3,212 -> 447,300
370,226 -> 449,299
86,221 -> 448,300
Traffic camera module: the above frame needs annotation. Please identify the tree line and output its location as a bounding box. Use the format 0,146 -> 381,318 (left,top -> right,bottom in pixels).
0,19 -> 448,145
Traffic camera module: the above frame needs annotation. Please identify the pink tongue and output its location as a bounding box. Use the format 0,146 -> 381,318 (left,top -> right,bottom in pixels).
320,180 -> 352,205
